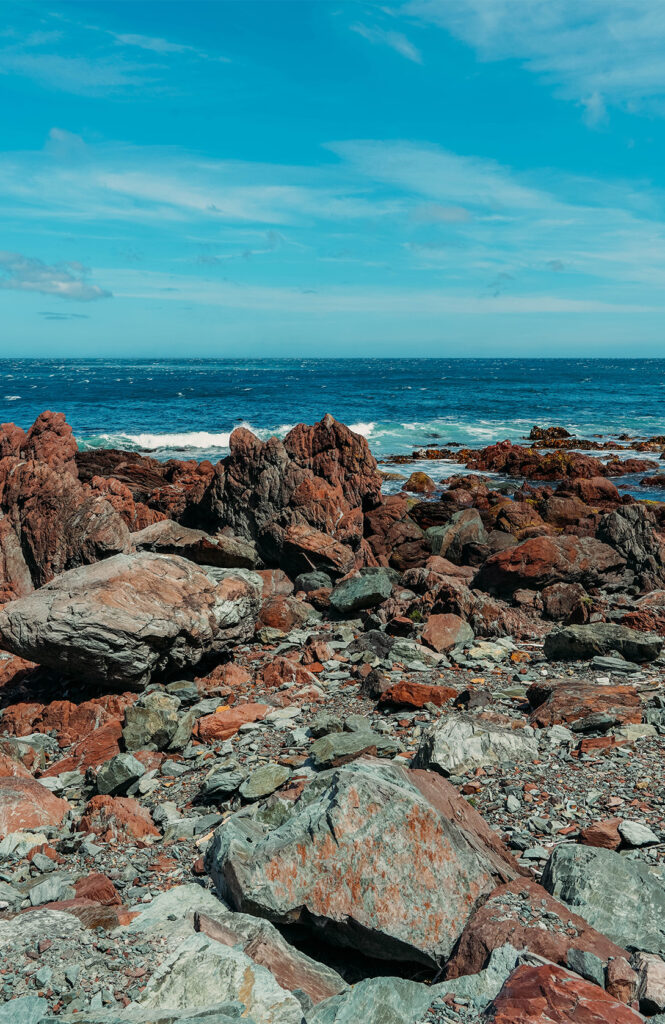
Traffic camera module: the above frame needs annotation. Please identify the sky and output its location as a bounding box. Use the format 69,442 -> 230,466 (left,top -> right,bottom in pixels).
2,0 -> 665,357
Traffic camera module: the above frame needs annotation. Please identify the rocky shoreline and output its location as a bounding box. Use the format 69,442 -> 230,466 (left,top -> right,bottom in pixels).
1,410 -> 665,1023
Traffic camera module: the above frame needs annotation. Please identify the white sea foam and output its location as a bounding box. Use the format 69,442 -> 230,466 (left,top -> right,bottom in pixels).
348,421 -> 375,438
3,395 -> 21,401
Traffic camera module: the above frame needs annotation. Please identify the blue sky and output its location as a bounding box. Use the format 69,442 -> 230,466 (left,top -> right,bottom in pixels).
2,0 -> 665,357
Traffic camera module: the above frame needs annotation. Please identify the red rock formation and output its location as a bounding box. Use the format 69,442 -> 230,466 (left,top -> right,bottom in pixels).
486,963 -> 643,1022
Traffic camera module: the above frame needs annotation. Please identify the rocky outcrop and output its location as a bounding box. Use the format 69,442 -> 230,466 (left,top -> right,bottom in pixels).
130,519 -> 259,568
206,759 -> 519,968
0,552 -> 260,688
544,622 -> 663,663
474,535 -> 626,596
598,504 -> 665,589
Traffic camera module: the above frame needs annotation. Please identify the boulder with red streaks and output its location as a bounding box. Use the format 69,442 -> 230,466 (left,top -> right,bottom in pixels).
22,411 -> 79,475
0,776 -> 70,834
0,552 -> 260,688
474,535 -> 626,596
444,878 -> 628,980
78,795 -> 159,843
364,494 -> 430,571
0,457 -> 129,586
485,963 -> 643,1023
206,759 -> 520,967
89,475 -> 165,532
130,518 -> 259,568
526,678 -> 642,729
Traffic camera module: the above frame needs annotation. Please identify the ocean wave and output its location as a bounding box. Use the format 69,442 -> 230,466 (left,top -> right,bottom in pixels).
348,421 -> 375,438
3,395 -> 21,401
77,421 -> 297,455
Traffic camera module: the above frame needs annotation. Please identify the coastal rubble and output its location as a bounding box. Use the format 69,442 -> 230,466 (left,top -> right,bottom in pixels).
0,412 -> 665,1022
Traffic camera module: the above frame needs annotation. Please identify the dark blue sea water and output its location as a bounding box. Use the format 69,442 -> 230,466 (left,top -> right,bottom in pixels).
1,358 -> 664,498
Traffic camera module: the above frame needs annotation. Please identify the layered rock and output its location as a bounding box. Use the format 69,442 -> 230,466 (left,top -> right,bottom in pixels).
0,552 -> 260,688
474,535 -> 626,596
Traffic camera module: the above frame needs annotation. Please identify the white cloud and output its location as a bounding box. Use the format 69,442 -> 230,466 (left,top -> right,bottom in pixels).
0,252 -> 111,301
406,0 -> 665,118
0,51 -> 154,94
351,23 -> 422,63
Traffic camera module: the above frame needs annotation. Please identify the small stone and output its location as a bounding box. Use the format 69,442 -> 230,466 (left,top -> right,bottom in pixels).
239,763 -> 291,801
618,820 -> 659,847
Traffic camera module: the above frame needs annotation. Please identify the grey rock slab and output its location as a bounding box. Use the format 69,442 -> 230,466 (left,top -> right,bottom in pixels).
96,753 -> 145,795
619,820 -> 659,847
308,976 -> 433,1024
205,760 -> 516,967
239,763 -> 291,801
138,932 -> 302,1024
542,843 -> 665,954
55,1006 -> 255,1024
412,714 -> 538,776
430,943 -> 522,1011
0,996 -> 48,1024
544,623 -> 663,663
427,509 -> 487,564
0,552 -> 261,688
329,570 -> 393,614
309,731 -> 380,769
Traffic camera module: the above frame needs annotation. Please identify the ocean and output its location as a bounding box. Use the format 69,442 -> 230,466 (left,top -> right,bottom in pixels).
1,358 -> 664,498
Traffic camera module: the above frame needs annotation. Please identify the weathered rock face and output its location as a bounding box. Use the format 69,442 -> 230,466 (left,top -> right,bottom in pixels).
204,415 -> 382,567
466,440 -> 608,481
280,524 -> 356,579
0,458 -> 129,587
444,878 -> 628,981
526,678 -> 642,729
473,535 -> 626,596
364,495 -> 430,571
0,552 -> 260,689
422,613 -> 474,652
205,759 -> 519,967
130,519 -> 259,569
598,504 -> 665,589
0,776 -> 70,833
21,411 -> 79,475
0,515 -> 33,604
412,715 -> 538,776
428,509 -> 488,564
485,962 -> 644,1023
544,622 -> 663,663
329,568 -> 393,614
541,843 -> 665,954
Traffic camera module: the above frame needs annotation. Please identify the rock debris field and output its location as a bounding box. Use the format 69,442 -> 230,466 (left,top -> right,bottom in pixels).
0,412 -> 665,1022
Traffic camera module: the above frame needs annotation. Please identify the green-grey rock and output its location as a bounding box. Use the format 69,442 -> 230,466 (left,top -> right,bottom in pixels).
123,691 -> 184,752
0,995 -> 47,1024
542,843 -> 665,953
308,976 -> 433,1024
309,731 -> 380,769
96,753 -> 145,795
412,714 -> 538,776
239,763 -> 291,801
544,623 -> 663,663
426,509 -> 487,564
329,570 -> 392,615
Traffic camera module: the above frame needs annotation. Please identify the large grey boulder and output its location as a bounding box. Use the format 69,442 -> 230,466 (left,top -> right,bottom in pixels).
205,759 -> 519,967
427,509 -> 487,564
131,519 -> 259,569
544,622 -> 663,663
541,843 -> 665,954
0,552 -> 261,688
412,714 -> 538,776
329,569 -> 392,615
138,932 -> 302,1024
307,976 -> 433,1024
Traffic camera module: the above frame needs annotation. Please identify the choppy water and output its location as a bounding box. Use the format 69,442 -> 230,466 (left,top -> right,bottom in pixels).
1,358 -> 664,498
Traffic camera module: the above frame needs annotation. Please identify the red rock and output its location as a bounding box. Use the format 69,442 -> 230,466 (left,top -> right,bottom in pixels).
302,639 -> 332,664
256,569 -> 294,599
78,795 -> 159,842
486,963 -> 643,1023
1,694 -> 134,747
445,878 -> 628,980
467,440 -> 608,481
74,873 -> 121,906
606,956 -> 638,1004
22,411 -> 79,475
283,415 -> 382,510
90,475 -> 165,531
0,752 -> 31,778
259,594 -> 314,631
261,657 -> 319,689
0,777 -> 70,834
474,535 -> 625,596
402,472 -> 436,494
281,524 -> 355,579
527,679 -> 641,729
196,661 -> 252,692
0,457 -> 129,586
0,421 -> 26,458
422,613 -> 473,652
0,516 -> 33,604
541,582 -> 590,623
195,703 -> 269,742
578,818 -> 622,850
365,495 -> 430,571
378,681 -> 457,709
568,477 -> 621,504
42,720 -> 124,777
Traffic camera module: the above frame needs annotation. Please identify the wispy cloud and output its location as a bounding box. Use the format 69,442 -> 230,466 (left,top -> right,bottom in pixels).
0,51 -> 154,95
406,0 -> 665,120
351,23 -> 422,63
0,252 -> 111,301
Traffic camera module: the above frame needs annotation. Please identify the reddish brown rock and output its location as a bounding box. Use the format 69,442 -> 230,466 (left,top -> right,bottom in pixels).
257,569 -> 294,599
195,703 -> 269,742
281,524 -> 355,579
73,872 -> 121,906
541,582 -> 590,623
259,594 -> 314,631
283,415 -> 382,510
90,475 -> 165,532
365,495 -> 430,571
474,535 -> 625,596
1,694 -> 134,747
578,818 -> 622,850
0,516 -> 33,604
402,471 -> 436,494
486,963 -> 643,1023
0,751 -> 31,778
0,776 -> 70,834
0,421 -> 26,458
22,411 -> 79,475
445,878 -> 628,980
378,680 -> 457,709
422,613 -> 474,652
527,679 -> 641,729
78,795 -> 159,842
567,477 -> 621,505
261,657 -> 319,689
42,720 -> 124,777
467,440 -> 608,481
606,956 -> 639,1004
